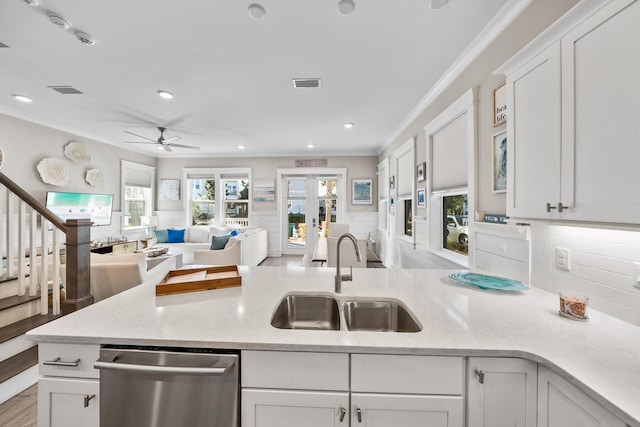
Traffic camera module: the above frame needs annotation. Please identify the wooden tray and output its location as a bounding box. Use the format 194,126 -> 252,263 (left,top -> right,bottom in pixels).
156,265 -> 241,296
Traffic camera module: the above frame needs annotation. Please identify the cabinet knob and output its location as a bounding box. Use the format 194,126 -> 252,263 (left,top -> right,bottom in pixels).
546,203 -> 557,212
557,202 -> 570,213
475,368 -> 485,384
356,407 -> 362,423
339,407 -> 347,422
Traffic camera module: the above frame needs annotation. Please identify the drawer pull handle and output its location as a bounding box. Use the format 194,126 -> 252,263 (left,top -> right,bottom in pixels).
43,357 -> 81,367
546,203 -> 556,212
339,407 -> 347,422
475,368 -> 485,384
84,394 -> 96,408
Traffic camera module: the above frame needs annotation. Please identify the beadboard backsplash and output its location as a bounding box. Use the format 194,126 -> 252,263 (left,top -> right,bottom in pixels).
530,223 -> 640,327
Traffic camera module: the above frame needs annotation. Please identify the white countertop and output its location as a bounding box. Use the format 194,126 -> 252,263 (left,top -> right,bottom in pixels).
27,266 -> 640,426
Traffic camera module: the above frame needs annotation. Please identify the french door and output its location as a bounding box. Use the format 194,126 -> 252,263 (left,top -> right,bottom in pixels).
281,174 -> 342,256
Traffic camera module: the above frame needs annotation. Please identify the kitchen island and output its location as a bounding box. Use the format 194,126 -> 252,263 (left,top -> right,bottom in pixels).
28,266 -> 640,426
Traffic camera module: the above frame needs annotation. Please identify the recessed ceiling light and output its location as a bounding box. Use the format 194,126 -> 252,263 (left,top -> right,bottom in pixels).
22,0 -> 38,6
13,94 -> 32,103
75,31 -> 96,46
238,145 -> 246,150
430,0 -> 449,10
343,122 -> 354,129
248,4 -> 266,19
337,0 -> 355,15
157,90 -> 174,100
307,144 -> 314,149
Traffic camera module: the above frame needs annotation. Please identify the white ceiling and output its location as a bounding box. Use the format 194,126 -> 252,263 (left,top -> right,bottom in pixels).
0,0 -> 511,158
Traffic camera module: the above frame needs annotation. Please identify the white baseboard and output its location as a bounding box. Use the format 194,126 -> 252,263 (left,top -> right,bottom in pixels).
0,365 -> 38,405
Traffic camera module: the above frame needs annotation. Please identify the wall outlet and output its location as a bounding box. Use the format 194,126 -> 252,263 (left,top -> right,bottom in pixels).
556,247 -> 570,271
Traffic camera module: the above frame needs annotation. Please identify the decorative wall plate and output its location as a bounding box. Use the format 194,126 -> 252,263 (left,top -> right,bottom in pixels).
37,157 -> 70,186
64,141 -> 91,164
85,168 -> 103,186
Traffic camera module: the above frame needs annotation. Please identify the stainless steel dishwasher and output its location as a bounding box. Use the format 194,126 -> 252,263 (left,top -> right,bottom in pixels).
95,346 -> 239,427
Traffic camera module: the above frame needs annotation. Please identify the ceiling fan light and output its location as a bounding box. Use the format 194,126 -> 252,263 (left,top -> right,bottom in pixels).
337,0 -> 355,15
157,90 -> 174,99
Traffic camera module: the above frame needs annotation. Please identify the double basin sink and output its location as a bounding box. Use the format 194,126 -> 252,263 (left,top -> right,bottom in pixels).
271,293 -> 422,332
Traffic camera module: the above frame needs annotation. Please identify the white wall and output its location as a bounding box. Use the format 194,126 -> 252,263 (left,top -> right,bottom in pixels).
531,223 -> 640,327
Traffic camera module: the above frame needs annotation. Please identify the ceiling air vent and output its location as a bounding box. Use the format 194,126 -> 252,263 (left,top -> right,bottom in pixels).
48,86 -> 83,95
292,78 -> 321,89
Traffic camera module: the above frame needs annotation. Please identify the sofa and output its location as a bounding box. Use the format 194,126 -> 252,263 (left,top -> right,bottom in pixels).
149,226 -> 268,266
60,251 -> 176,303
193,227 -> 268,266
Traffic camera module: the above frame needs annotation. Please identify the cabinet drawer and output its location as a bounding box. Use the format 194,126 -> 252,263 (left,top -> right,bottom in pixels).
112,242 -> 136,255
351,354 -> 464,395
241,350 -> 349,391
39,343 -> 101,379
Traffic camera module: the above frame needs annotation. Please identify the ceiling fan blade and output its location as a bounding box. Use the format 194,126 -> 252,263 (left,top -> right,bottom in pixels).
164,145 -> 172,152
167,143 -> 200,149
162,135 -> 182,143
123,130 -> 157,143
124,140 -> 159,145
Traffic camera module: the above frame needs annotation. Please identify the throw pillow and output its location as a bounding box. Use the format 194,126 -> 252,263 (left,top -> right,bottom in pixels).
154,228 -> 168,243
167,228 -> 185,243
188,226 -> 210,243
210,235 -> 231,250
229,229 -> 239,236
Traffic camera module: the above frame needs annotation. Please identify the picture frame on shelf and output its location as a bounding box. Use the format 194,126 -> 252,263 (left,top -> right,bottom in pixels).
416,162 -> 426,182
493,82 -> 507,126
159,179 -> 180,200
492,130 -> 507,193
352,178 -> 373,205
417,189 -> 425,207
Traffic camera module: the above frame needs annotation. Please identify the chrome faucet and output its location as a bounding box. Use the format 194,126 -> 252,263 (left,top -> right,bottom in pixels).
334,233 -> 362,293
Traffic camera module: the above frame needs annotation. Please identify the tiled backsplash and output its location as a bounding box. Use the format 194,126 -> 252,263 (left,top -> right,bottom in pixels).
530,223 -> 640,327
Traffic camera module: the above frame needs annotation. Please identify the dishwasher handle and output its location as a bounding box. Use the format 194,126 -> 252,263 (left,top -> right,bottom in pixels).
94,358 -> 234,376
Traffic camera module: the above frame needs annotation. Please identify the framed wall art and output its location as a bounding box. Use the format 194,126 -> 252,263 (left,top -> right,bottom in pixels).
352,178 -> 372,205
492,131 -> 507,193
253,179 -> 275,202
493,83 -> 507,126
159,179 -> 180,200
417,188 -> 425,207
416,162 -> 425,182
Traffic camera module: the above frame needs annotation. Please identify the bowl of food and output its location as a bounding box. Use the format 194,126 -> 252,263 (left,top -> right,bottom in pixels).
559,293 -> 589,321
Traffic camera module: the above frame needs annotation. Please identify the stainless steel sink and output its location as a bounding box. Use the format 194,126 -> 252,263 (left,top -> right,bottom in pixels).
270,294 -> 341,330
271,293 -> 422,333
343,299 -> 422,332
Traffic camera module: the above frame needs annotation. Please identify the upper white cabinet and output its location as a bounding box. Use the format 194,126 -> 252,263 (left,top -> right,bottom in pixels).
504,0 -> 640,224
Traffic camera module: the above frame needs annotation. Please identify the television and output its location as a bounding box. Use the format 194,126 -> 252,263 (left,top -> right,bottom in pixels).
45,191 -> 114,226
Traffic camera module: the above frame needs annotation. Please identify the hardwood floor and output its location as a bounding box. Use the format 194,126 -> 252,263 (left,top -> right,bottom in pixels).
0,384 -> 37,427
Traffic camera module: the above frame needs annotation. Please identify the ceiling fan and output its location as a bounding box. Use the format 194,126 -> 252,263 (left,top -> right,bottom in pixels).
123,127 -> 200,152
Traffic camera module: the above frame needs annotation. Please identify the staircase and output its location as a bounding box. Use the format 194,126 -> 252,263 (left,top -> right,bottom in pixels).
0,171 -> 93,404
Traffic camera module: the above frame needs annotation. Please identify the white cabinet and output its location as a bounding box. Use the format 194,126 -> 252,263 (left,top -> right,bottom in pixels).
506,42 -> 561,220
241,351 -> 464,427
242,389 -> 349,427
352,393 -> 462,427
505,0 -> 640,224
537,366 -> 626,427
38,377 -> 99,427
37,343 -> 101,427
467,357 -> 537,427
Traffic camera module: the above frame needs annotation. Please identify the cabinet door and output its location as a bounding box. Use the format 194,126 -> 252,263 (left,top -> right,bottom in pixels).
538,367 -> 626,427
38,377 -> 99,427
561,0 -> 640,223
467,357 -> 537,427
351,393 -> 463,427
242,389 -> 349,427
506,41 -> 562,220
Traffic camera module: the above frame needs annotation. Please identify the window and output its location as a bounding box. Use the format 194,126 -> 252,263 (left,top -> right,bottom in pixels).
121,160 -> 155,230
184,168 -> 252,228
443,193 -> 468,255
190,179 -> 215,225
123,186 -> 152,227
